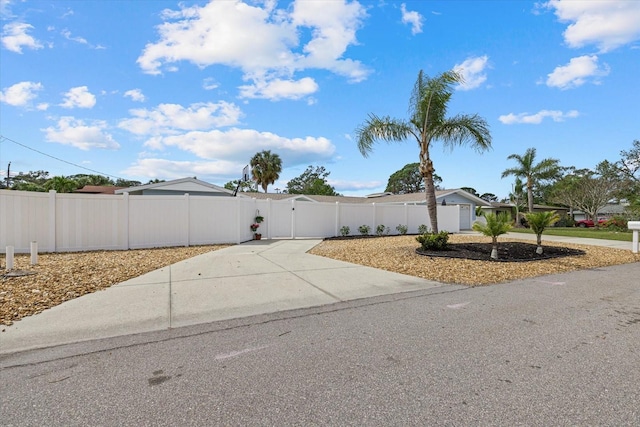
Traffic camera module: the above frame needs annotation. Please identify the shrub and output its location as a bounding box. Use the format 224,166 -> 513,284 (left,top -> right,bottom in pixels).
396,224 -> 408,235
375,224 -> 389,236
339,226 -> 350,237
415,231 -> 450,251
358,225 -> 371,235
417,224 -> 429,234
602,216 -> 628,231
554,215 -> 574,228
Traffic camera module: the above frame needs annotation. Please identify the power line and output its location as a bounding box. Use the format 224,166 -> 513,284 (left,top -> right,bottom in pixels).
0,134 -> 124,180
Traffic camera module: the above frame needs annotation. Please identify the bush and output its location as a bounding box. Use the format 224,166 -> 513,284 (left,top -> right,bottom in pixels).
396,224 -> 408,235
602,216 -> 628,231
415,231 -> 450,251
375,224 -> 389,236
358,225 -> 371,235
339,226 -> 350,237
554,215 -> 575,227
417,224 -> 429,234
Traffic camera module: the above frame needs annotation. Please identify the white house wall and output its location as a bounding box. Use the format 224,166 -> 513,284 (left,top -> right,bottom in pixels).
0,190 -> 462,253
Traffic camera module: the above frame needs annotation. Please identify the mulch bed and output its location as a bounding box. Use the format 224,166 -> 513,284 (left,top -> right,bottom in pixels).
416,241 -> 586,262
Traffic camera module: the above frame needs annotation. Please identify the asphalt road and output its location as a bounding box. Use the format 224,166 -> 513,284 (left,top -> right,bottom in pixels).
1,262 -> 639,426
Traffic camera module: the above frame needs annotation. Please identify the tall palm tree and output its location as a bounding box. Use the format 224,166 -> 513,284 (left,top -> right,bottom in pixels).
250,150 -> 282,193
501,148 -> 560,214
356,70 -> 492,233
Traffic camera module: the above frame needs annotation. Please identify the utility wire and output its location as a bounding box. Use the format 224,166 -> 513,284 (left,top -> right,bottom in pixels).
0,134 -> 124,180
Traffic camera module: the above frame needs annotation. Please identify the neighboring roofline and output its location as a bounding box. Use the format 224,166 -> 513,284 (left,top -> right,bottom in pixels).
114,177 -> 234,195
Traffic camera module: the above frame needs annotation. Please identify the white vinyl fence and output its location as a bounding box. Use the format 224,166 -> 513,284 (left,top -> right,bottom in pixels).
0,190 -> 460,253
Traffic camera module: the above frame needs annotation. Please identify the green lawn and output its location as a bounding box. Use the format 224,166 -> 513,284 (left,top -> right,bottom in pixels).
508,227 -> 633,242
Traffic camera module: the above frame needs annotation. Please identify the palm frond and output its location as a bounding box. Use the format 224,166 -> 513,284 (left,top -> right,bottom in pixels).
355,114 -> 414,157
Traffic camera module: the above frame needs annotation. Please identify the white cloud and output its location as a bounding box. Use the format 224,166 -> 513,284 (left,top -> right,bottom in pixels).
238,77 -> 319,100
545,0 -> 640,52
137,0 -> 370,100
203,78 -> 219,90
43,117 -> 120,150
0,81 -> 43,106
1,21 -> 43,53
546,55 -> 609,89
118,102 -> 242,135
122,158 -> 241,181
36,103 -> 49,111
498,109 -> 580,124
61,28 -> 87,45
400,3 -> 423,35
144,128 -> 336,166
124,89 -> 146,102
60,86 -> 97,109
328,179 -> 383,191
453,55 -> 489,90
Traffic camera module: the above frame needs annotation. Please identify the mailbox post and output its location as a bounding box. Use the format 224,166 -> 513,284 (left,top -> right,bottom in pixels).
629,221 -> 640,254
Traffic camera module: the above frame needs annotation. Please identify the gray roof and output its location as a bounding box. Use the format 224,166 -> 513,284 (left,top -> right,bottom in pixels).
114,177 -> 234,195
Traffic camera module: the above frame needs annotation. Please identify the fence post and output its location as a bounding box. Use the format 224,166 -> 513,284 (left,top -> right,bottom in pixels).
404,203 -> 408,233
123,192 -> 130,250
267,198 -> 272,240
48,190 -> 56,253
236,197 -> 241,244
372,202 -> 376,232
335,202 -> 340,237
291,199 -> 296,239
184,193 -> 190,247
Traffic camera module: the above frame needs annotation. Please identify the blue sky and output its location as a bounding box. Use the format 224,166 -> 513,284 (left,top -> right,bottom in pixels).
1,0 -> 638,199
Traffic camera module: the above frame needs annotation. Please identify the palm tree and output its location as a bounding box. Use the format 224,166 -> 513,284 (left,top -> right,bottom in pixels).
44,176 -> 78,193
472,213 -> 512,260
250,150 -> 282,193
356,70 -> 491,233
525,211 -> 560,255
501,148 -> 560,214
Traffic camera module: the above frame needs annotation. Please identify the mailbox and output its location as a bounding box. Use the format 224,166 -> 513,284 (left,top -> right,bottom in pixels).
629,221 -> 640,254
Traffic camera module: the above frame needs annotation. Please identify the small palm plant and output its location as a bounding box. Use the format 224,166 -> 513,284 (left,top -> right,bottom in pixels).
525,211 -> 560,255
472,213 -> 513,260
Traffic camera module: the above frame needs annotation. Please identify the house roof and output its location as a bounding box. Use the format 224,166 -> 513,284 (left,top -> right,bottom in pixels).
237,189 -> 492,206
114,177 -> 234,195
75,185 -> 127,194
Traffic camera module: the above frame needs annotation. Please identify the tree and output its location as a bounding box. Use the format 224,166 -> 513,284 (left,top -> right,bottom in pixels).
70,174 -> 114,187
285,166 -> 340,196
525,211 -> 560,254
508,177 -> 526,227
356,70 -> 492,233
44,176 -> 78,193
250,150 -> 282,193
472,213 -> 512,260
501,147 -> 560,213
224,179 -> 257,193
460,187 -> 479,197
385,162 -> 442,194
479,193 -> 498,202
550,168 -> 617,226
115,178 -> 142,187
9,170 -> 49,191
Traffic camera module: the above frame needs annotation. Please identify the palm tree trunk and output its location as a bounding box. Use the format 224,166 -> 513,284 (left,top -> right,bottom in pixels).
536,233 -> 543,254
527,180 -> 534,213
491,237 -> 498,259
420,156 -> 438,233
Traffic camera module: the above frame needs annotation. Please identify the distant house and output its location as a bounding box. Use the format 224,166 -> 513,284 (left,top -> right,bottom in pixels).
114,177 -> 234,197
572,202 -> 628,221
242,189 -> 490,230
75,185 -> 127,195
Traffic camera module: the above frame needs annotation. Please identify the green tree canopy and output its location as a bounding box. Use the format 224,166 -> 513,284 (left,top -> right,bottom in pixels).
356,70 -> 492,233
250,150 -> 282,193
385,163 -> 442,194
285,166 -> 340,196
501,147 -> 561,213
44,176 -> 79,193
224,179 -> 257,193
